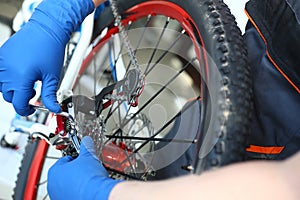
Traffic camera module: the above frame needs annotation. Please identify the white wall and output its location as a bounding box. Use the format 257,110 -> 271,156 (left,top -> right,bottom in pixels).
224,0 -> 249,32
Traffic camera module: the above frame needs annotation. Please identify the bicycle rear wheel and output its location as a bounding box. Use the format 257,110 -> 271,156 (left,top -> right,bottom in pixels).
13,0 -> 252,198
75,0 -> 253,178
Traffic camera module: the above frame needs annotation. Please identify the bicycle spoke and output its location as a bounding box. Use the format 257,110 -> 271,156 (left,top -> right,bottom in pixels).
104,99 -> 123,123
124,149 -> 137,175
134,97 -> 200,153
109,39 -> 117,80
123,57 -> 196,126
121,16 -> 152,76
37,180 -> 47,186
111,22 -> 133,78
145,29 -> 185,76
106,135 -> 197,143
45,156 -> 60,159
107,167 -> 143,180
42,193 -> 49,200
144,17 -> 170,74
134,15 -> 152,53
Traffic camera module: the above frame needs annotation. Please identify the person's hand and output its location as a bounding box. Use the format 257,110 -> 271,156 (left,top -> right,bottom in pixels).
48,136 -> 121,200
0,0 -> 95,116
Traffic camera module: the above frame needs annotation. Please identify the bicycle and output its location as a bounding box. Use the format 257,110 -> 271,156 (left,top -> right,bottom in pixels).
5,0 -> 253,199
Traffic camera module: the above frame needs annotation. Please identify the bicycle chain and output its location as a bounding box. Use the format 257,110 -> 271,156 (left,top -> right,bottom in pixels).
108,0 -> 145,104
109,0 -> 140,72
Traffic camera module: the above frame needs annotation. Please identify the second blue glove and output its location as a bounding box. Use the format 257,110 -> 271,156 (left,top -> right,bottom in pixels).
48,136 -> 122,200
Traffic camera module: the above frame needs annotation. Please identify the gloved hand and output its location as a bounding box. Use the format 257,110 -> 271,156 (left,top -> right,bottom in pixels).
0,0 -> 95,116
48,136 -> 121,200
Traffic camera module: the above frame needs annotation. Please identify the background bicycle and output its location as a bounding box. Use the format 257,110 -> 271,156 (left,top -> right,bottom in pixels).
0,0 -> 248,199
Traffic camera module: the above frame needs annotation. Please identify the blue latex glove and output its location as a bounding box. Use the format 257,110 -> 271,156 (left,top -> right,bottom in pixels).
0,0 -> 95,116
48,136 -> 121,200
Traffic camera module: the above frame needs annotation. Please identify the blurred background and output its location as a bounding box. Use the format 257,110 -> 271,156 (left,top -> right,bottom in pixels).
0,0 -> 248,199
